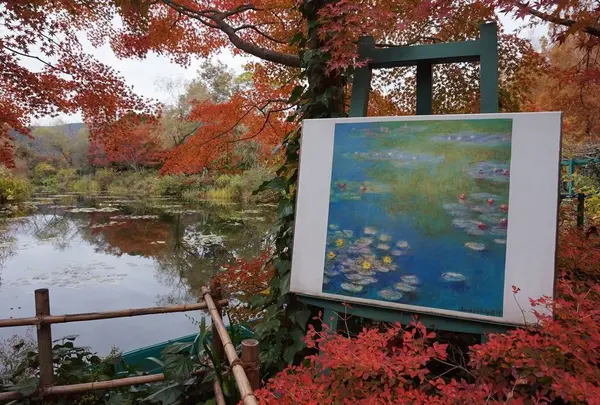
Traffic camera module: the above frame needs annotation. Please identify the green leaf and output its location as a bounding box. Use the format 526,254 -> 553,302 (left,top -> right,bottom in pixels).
288,85 -> 305,103
254,318 -> 281,336
146,357 -> 165,368
205,399 -> 216,405
254,177 -> 287,195
12,377 -> 39,396
279,271 -> 291,294
277,199 -> 293,218
106,392 -> 129,405
290,307 -> 311,328
163,354 -> 194,380
162,342 -> 194,355
144,382 -> 182,404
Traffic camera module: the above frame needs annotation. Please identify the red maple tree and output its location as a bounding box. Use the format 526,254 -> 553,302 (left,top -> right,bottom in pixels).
0,0 -> 151,168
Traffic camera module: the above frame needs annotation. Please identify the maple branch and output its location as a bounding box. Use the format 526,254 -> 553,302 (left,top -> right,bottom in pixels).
513,1 -> 600,38
228,103 -> 295,144
233,24 -> 288,45
158,0 -> 300,67
2,45 -> 57,70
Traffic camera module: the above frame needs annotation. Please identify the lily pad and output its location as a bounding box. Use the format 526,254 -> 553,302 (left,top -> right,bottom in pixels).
341,283 -> 363,293
442,272 -> 466,282
378,289 -> 403,301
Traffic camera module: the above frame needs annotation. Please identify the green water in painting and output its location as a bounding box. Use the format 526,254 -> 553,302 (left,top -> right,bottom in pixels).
323,119 -> 512,317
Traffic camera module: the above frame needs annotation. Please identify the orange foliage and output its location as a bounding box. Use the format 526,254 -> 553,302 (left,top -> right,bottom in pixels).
91,114 -> 165,170
160,91 -> 293,174
0,0 -> 150,167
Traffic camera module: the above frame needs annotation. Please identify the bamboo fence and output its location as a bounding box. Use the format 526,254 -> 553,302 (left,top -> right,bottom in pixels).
0,286 -> 261,403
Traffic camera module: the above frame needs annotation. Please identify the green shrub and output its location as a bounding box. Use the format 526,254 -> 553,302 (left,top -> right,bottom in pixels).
95,168 -> 116,191
72,177 -> 100,194
33,162 -> 57,179
0,167 -> 32,204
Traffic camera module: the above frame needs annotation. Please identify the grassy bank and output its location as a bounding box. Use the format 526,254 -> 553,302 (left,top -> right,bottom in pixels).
31,164 -> 278,203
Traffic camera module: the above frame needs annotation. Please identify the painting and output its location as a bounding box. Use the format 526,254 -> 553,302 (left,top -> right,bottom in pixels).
323,119 -> 511,318
290,113 -> 562,325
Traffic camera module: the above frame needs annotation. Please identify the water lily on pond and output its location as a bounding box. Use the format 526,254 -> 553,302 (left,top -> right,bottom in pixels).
328,251 -> 336,259
383,256 -> 392,264
336,238 -> 345,247
500,204 -> 509,212
362,260 -> 372,270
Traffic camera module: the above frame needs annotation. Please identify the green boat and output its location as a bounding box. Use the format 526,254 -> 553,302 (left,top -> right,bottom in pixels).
114,324 -> 255,376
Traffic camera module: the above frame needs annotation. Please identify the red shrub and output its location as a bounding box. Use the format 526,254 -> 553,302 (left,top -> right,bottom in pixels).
254,227 -> 600,404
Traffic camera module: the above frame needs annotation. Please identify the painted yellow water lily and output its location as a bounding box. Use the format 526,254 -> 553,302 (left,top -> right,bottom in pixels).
327,251 -> 336,259
335,238 -> 345,247
383,256 -> 392,264
362,260 -> 372,270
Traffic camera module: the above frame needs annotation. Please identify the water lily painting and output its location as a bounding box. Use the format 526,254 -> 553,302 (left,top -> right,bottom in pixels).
321,119 -> 512,318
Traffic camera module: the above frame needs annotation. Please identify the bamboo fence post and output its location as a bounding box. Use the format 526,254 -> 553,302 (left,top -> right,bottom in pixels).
210,280 -> 225,365
35,288 -> 54,389
241,339 -> 260,391
202,288 -> 259,405
213,375 -> 227,405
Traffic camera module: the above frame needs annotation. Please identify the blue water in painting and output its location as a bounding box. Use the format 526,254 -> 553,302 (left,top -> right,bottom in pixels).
322,120 -> 512,318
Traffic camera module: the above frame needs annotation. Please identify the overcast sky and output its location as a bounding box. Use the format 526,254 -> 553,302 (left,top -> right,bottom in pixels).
33,14 -> 546,126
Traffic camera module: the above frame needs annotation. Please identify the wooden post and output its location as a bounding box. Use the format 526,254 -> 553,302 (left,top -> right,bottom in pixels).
210,281 -> 225,366
35,289 -> 54,389
241,339 -> 260,391
577,193 -> 585,227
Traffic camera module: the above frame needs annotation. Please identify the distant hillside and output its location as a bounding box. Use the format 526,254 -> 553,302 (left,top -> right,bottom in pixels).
11,123 -> 88,159
10,122 -> 87,144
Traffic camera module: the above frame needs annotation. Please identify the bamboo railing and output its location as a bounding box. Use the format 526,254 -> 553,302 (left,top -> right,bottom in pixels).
0,285 -> 261,403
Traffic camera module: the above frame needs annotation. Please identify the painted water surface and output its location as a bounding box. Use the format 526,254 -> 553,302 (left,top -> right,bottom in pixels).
323,119 -> 512,317
0,194 -> 275,354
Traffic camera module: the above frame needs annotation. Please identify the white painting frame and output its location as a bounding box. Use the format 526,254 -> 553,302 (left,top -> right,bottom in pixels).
290,112 -> 562,326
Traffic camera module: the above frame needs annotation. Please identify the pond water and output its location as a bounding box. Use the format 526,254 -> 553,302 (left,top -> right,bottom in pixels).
0,194 -> 276,354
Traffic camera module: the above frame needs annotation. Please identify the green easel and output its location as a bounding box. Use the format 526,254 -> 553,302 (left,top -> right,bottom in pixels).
298,22 -> 512,339
560,157 -> 600,227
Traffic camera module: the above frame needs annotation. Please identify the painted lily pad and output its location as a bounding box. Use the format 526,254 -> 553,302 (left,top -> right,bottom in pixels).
376,244 -> 391,250
341,283 -> 363,293
378,289 -> 403,301
394,282 -> 417,293
379,234 -> 392,242
396,240 -> 409,249
401,275 -> 420,285
465,242 -> 486,251
468,162 -> 510,183
442,272 -> 466,282
364,227 -> 377,235
494,239 -> 507,244
432,133 -> 510,145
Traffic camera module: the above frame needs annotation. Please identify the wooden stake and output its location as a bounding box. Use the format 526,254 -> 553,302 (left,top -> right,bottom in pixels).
203,289 -> 259,405
241,339 -> 260,391
35,289 -> 54,389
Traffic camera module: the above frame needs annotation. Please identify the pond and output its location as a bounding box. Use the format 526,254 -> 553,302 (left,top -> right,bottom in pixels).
0,194 -> 276,354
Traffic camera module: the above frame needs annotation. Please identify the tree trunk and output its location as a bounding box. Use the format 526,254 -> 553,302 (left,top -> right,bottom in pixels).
301,0 -> 346,120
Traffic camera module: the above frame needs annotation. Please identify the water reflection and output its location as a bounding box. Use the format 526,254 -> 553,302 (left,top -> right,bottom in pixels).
0,194 -> 275,353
